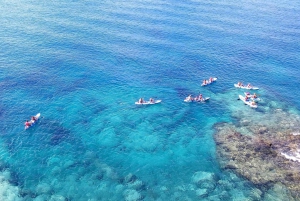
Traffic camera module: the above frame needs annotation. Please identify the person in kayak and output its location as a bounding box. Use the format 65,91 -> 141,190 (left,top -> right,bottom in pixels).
30,116 -> 37,124
186,95 -> 193,101
251,101 -> 257,106
149,98 -> 154,103
25,120 -> 31,127
202,80 -> 207,85
253,93 -> 257,98
247,83 -> 252,88
138,98 -> 144,103
209,77 -> 213,82
198,94 -> 203,101
238,82 -> 243,87
245,96 -> 249,101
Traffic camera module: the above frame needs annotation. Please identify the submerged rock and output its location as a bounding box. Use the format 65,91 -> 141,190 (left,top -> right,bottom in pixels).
124,173 -> 137,184
123,189 -> 142,201
33,194 -> 50,201
49,194 -> 66,201
35,183 -> 51,194
248,188 -> 262,200
195,188 -> 208,198
191,171 -> 217,192
214,109 -> 300,200
127,180 -> 145,191
264,183 -> 295,201
0,171 -> 21,201
192,171 -> 216,184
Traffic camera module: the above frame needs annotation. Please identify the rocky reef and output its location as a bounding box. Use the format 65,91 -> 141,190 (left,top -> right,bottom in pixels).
214,108 -> 300,200
0,170 -> 21,201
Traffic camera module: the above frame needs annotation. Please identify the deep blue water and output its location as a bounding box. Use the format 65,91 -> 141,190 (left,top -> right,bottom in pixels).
0,0 -> 300,200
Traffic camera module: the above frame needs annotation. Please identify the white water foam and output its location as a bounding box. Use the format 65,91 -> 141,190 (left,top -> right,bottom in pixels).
281,150 -> 300,163
291,132 -> 300,136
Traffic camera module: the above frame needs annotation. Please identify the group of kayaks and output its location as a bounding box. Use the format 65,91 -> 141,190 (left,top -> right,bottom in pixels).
184,77 -> 217,103
26,79 -> 259,129
235,82 -> 260,108
136,77 -> 217,106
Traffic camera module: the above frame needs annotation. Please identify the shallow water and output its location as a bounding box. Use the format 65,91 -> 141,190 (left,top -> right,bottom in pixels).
1,0 -> 300,200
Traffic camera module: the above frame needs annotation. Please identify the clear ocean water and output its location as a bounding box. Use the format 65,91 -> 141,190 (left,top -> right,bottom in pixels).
0,0 -> 300,200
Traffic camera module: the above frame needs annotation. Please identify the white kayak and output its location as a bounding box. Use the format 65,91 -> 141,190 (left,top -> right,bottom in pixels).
239,95 -> 257,108
244,92 -> 261,102
184,97 -> 210,102
201,78 -> 217,86
25,113 -> 41,129
234,84 -> 259,90
135,100 -> 162,105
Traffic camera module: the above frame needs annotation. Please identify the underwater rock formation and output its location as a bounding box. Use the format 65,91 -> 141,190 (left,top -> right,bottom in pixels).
123,189 -> 142,201
191,171 -> 217,192
0,170 -> 21,201
214,109 -> 300,200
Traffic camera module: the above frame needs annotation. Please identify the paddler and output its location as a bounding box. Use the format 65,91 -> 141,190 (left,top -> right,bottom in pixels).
30,116 -> 37,124
187,95 -> 193,101
198,94 -> 203,101
25,120 -> 31,127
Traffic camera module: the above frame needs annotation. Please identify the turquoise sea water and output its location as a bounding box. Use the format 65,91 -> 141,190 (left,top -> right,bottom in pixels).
1,0 -> 300,200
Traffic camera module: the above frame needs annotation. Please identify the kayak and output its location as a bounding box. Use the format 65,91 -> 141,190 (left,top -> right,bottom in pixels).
244,92 -> 261,102
25,113 -> 41,129
239,95 -> 257,108
201,77 -> 217,86
135,100 -> 162,105
196,97 -> 210,102
184,97 -> 210,102
234,84 -> 259,90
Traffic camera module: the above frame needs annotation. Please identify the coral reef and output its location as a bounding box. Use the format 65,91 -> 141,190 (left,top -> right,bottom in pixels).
0,170 -> 21,201
214,109 -> 300,200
